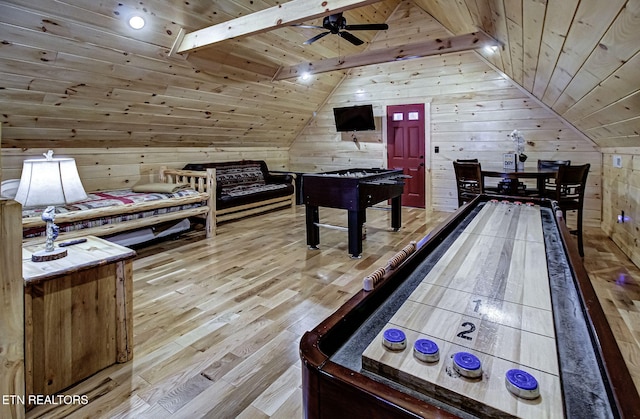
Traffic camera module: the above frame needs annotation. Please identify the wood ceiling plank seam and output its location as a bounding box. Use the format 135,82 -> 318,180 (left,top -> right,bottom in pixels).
0,1 -> 176,52
541,0 -> 628,106
345,51 -> 484,76
0,101 -> 309,129
334,67 -> 506,94
582,116 -> 640,139
38,0 -> 230,32
473,49 -> 598,148
531,0 -> 580,99
521,0 -> 547,92
47,51 -> 237,93
433,97 -> 534,113
275,32 -> 500,79
434,107 -> 561,123
593,136 -> 640,148
4,127 -> 301,141
112,88 -> 327,113
474,0 -> 497,35
161,83 -> 332,106
507,0 -> 524,85
487,0 -> 513,77
466,0 -> 502,70
3,63 -> 208,105
413,0 -> 470,33
562,51 -> 640,122
432,89 -> 531,105
187,53 -> 280,78
505,8 -> 524,85
330,78 -> 515,103
432,117 -> 570,133
552,1 -> 640,115
575,91 -> 640,131
3,36 -> 218,95
0,23 -> 210,86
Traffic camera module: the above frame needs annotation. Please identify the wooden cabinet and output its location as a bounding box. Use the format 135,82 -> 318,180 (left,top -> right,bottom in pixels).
22,236 -> 136,399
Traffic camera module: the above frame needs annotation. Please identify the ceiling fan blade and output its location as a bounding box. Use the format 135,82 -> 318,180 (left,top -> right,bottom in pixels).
343,23 -> 389,31
291,24 -> 325,29
304,31 -> 330,45
338,31 -> 364,46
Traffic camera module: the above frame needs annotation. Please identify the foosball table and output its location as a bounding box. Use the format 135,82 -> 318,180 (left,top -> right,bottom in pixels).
300,195 -> 639,418
302,168 -> 405,258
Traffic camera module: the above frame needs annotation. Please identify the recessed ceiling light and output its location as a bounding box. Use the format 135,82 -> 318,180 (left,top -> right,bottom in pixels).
128,16 -> 145,30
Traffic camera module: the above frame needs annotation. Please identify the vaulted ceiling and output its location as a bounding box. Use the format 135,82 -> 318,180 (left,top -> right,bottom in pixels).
0,0 -> 638,149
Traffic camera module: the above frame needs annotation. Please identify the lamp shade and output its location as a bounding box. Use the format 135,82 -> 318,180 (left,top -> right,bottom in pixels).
15,153 -> 87,208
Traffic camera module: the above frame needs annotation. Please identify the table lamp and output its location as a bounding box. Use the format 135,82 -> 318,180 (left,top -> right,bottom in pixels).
15,150 -> 87,262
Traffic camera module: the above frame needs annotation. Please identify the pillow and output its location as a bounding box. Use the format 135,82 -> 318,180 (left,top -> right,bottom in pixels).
1,179 -> 21,199
132,183 -> 190,193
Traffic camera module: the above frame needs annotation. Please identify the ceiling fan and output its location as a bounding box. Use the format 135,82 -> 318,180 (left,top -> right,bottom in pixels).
294,12 -> 389,46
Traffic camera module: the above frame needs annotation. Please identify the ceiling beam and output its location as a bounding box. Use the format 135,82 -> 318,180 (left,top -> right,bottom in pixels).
173,0 -> 382,55
273,32 -> 500,80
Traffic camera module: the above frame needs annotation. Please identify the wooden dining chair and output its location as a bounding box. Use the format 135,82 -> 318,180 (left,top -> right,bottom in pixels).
453,161 -> 483,207
554,164 -> 590,256
538,159 -> 571,198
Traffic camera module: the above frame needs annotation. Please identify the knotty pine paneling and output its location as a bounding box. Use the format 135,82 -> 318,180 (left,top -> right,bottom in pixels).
289,2 -> 601,224
1,147 -> 289,192
0,198 -> 23,419
601,148 -> 640,267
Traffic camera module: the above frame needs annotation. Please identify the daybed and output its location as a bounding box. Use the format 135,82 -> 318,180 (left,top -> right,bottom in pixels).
16,167 -> 215,245
183,160 -> 296,232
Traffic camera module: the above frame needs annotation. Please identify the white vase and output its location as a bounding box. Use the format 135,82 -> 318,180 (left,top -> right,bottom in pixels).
517,161 -> 525,171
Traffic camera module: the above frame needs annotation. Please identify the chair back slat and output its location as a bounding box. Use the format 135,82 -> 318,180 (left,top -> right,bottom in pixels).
453,161 -> 483,207
554,163 -> 590,256
538,159 -> 571,170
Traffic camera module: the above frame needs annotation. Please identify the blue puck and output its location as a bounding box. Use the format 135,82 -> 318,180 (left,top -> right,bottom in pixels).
505,369 -> 540,399
453,352 -> 482,378
413,339 -> 439,362
382,328 -> 406,350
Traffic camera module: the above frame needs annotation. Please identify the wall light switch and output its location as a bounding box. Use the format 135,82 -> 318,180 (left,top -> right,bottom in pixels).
613,155 -> 623,168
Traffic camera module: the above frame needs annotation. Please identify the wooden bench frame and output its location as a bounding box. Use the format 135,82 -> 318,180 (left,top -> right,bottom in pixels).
22,168 -> 215,243
206,168 -> 296,233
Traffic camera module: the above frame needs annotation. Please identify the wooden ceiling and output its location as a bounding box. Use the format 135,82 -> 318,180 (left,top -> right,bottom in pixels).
0,0 -> 638,149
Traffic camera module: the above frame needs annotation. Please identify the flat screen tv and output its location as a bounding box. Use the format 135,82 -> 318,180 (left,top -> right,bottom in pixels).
333,105 -> 376,132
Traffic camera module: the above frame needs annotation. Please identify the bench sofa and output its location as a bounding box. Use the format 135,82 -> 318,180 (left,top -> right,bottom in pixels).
183,160 -> 296,233
14,167 -> 215,245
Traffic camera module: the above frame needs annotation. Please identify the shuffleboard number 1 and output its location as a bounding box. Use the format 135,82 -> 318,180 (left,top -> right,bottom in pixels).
473,299 -> 482,313
457,322 -> 476,341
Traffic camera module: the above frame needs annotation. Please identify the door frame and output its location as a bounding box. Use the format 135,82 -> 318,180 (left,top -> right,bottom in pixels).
382,101 -> 432,210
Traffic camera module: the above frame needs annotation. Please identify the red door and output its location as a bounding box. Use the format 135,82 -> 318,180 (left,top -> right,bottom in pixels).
387,104 -> 425,208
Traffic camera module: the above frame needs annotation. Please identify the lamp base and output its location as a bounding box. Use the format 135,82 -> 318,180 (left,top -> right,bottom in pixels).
31,247 -> 67,262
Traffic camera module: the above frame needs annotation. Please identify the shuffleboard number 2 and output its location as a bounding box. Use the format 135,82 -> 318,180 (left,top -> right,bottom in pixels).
457,322 -> 476,341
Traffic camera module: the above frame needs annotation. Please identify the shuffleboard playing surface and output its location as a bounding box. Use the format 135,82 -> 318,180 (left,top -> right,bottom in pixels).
362,201 -> 564,418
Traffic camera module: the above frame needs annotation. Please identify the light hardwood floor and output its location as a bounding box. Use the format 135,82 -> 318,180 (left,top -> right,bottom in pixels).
26,205 -> 640,418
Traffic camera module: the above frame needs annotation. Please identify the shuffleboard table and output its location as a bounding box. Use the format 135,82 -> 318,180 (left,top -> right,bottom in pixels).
303,168 -> 405,258
300,195 -> 639,418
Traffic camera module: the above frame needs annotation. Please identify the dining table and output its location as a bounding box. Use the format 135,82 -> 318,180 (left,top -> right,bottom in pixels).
481,167 -> 558,196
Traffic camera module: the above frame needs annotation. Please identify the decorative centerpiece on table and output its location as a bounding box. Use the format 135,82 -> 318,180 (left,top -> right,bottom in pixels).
509,129 -> 528,171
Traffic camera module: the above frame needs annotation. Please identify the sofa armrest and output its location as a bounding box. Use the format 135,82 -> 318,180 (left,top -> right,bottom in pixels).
265,172 -> 295,185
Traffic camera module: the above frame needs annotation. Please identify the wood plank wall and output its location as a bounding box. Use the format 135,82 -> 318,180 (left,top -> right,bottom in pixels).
601,148 -> 640,267
288,1 -> 602,224
0,198 -> 24,419
1,147 -> 289,192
